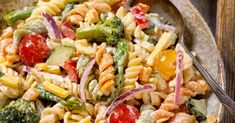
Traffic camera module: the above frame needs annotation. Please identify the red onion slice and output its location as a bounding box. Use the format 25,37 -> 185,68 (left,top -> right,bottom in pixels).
22,65 -> 32,73
105,84 -> 155,115
157,23 -> 176,32
174,49 -> 183,104
79,59 -> 96,102
42,12 -> 62,40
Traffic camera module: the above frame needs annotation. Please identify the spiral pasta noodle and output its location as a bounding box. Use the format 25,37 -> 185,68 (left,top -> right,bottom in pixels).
0,27 -> 20,67
94,104 -> 107,123
121,51 -> 143,93
40,103 -> 68,123
95,43 -> 115,96
168,112 -> 196,123
64,103 -> 94,123
116,6 -> 136,40
139,66 -> 152,84
133,45 -> 149,64
134,82 -> 167,106
0,27 -> 13,41
28,0 -> 67,21
68,2 -> 111,25
0,65 -> 25,98
149,71 -> 167,91
136,104 -> 156,123
133,26 -> 155,63
153,79 -> 208,122
31,70 -> 80,97
75,39 -> 96,57
88,79 -> 103,101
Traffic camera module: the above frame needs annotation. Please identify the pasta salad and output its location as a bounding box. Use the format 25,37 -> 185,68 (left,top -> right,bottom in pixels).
0,0 -> 212,123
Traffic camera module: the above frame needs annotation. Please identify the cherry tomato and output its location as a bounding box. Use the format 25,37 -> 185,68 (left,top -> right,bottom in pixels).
19,34 -> 50,66
131,6 -> 150,29
64,60 -> 78,83
61,20 -> 76,39
154,50 -> 176,81
109,104 -> 139,123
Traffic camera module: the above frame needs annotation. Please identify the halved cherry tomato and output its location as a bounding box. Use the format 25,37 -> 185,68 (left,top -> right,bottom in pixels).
131,6 -> 150,29
109,104 -> 139,123
154,50 -> 177,81
64,60 -> 79,83
61,20 -> 76,39
19,34 -> 50,66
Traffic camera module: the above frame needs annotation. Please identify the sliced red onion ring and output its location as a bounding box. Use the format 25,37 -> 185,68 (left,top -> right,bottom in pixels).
79,59 -> 96,102
22,65 -> 32,73
174,49 -> 183,104
105,84 -> 155,115
42,12 -> 62,40
157,23 -> 176,32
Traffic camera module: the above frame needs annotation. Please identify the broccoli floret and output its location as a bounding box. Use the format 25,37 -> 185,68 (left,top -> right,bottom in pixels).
76,16 -> 124,45
0,98 -> 39,123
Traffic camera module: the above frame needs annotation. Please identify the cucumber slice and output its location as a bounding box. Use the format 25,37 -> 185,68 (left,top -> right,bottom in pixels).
186,98 -> 207,121
46,46 -> 75,66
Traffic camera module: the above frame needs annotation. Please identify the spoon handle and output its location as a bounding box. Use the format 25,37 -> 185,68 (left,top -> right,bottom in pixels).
182,44 -> 235,118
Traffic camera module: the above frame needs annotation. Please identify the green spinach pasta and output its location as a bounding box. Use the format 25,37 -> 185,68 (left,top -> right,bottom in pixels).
0,0 -> 212,123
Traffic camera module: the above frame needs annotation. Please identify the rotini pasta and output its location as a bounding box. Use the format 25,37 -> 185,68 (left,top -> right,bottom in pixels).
168,112 -> 196,123
94,104 -> 107,123
136,104 -> 155,123
153,79 -> 208,122
64,103 -> 94,123
135,82 -> 167,106
75,39 -> 96,57
0,64 -> 25,91
121,51 -> 143,93
95,43 -> 115,96
31,69 -> 80,97
0,28 -> 20,67
68,2 -> 111,25
149,71 -> 167,91
28,0 -> 67,21
139,66 -> 152,84
40,103 -> 68,123
88,79 -> 103,101
116,6 -> 136,40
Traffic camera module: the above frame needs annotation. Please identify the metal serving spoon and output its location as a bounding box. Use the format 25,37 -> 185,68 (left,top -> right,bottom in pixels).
133,0 -> 235,117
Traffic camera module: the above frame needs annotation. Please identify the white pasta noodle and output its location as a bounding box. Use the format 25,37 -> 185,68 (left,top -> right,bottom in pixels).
31,69 -> 80,97
135,82 -> 167,106
136,104 -> 156,123
27,0 -> 67,22
116,6 -> 136,40
67,2 -> 111,25
121,51 -> 143,93
94,104 -> 107,123
40,103 -> 68,123
64,103 -> 94,123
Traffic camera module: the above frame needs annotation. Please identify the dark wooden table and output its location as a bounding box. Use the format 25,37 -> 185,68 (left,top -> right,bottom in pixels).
191,0 -> 235,123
